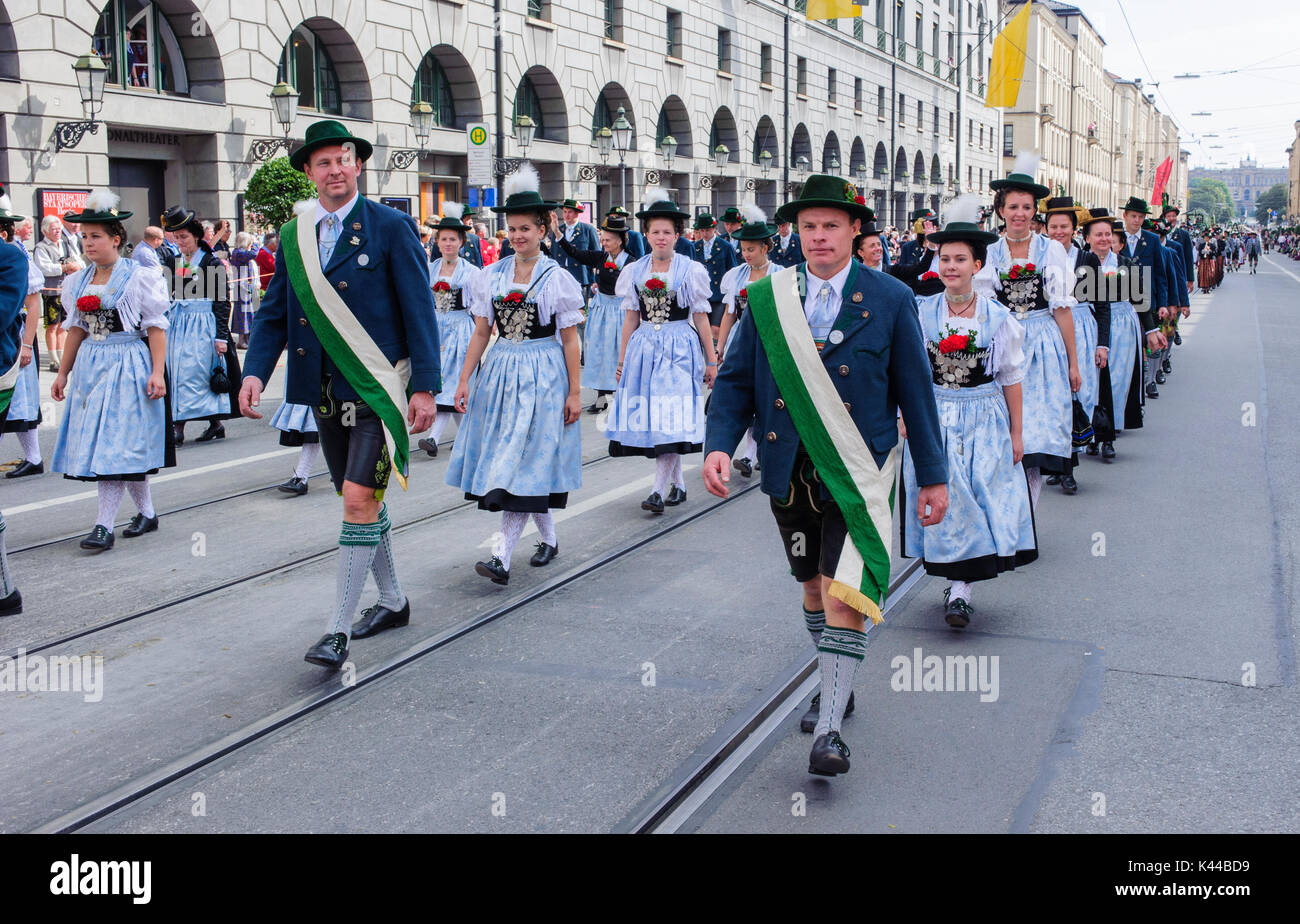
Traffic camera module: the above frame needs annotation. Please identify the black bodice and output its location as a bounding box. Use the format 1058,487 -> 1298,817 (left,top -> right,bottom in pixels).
638,291 -> 691,326
925,340 -> 994,389
493,297 -> 556,341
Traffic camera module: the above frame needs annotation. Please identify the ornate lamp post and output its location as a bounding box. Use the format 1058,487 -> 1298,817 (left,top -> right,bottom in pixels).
387,100 -> 433,170
251,82 -> 299,161
55,52 -> 109,151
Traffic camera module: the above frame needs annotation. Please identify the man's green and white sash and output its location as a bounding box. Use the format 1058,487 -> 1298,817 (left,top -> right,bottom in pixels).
746,266 -> 896,624
281,201 -> 412,489
0,355 -> 20,418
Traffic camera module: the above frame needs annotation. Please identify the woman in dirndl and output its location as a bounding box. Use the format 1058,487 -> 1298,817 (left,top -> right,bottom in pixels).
417,203 -> 484,458
50,191 -> 174,551
446,164 -> 584,586
549,211 -> 632,414
974,153 -> 1080,510
605,193 -> 718,514
1099,219 -> 1145,450
715,203 -> 776,478
902,198 -> 1036,628
159,206 -> 242,446
268,400 -> 319,496
0,199 -> 47,479
227,231 -> 259,349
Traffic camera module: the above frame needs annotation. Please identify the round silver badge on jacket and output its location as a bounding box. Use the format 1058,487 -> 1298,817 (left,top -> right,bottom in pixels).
357,253 -> 369,266
828,330 -> 844,344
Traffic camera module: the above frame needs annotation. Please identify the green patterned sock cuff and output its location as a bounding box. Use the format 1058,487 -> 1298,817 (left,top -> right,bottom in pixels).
339,520 -> 382,547
818,626 -> 868,661
803,606 -> 826,634
377,503 -> 391,534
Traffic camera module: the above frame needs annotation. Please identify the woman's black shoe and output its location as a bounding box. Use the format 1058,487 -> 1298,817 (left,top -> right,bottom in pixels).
808,732 -> 851,776
0,589 -> 21,617
417,437 -> 438,457
664,485 -> 686,506
1101,441 -> 1116,461
733,457 -> 753,478
195,422 -> 226,442
475,556 -> 510,585
173,425 -> 185,446
79,525 -> 115,552
944,596 -> 973,628
122,514 -> 159,537
5,460 -> 44,478
278,476 -> 309,495
1085,442 -> 1100,456
1045,473 -> 1062,486
529,542 -> 558,566
641,492 -> 665,514
1060,474 -> 1078,495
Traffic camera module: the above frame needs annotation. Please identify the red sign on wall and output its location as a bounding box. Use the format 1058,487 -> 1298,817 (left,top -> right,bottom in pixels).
37,188 -> 90,220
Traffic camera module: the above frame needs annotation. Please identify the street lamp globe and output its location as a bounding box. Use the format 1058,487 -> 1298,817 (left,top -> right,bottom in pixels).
269,81 -> 298,135
515,114 -> 537,153
713,144 -> 730,170
612,106 -> 633,156
854,163 -> 867,184
409,100 -> 433,150
759,150 -> 773,177
660,134 -> 678,167
73,51 -> 109,122
829,155 -> 840,173
795,154 -> 810,178
595,126 -> 614,162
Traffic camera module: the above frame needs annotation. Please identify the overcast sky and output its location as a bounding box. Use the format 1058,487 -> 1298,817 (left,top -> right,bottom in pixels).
1038,0 -> 1298,169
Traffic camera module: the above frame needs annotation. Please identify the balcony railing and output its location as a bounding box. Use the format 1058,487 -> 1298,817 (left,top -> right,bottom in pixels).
877,31 -> 887,51
896,40 -> 907,61
932,60 -> 940,76
854,19 -> 863,41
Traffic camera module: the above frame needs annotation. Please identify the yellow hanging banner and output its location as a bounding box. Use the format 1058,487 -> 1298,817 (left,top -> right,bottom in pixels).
985,0 -> 1033,108
806,0 -> 861,21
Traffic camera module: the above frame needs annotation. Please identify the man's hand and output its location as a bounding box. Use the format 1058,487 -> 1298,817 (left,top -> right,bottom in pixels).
1187,281 -> 1194,295
239,375 -> 264,419
1146,330 -> 1167,351
916,483 -> 948,527
702,450 -> 732,499
407,390 -> 435,433
1158,306 -> 1170,321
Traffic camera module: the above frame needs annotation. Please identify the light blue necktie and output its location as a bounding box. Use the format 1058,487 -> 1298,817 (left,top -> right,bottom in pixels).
320,213 -> 339,266
809,281 -> 837,343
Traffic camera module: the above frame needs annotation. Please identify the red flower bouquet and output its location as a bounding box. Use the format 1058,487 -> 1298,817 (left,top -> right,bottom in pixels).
854,195 -> 866,205
432,281 -> 452,292
1001,261 -> 1040,282
76,295 -> 102,313
738,287 -> 748,299
643,277 -> 667,292
604,261 -> 618,270
502,291 -> 525,304
920,271 -> 940,281
937,333 -> 971,354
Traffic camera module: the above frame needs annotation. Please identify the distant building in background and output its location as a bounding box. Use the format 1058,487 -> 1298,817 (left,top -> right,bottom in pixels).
1190,158 -> 1289,220
1287,122 -> 1300,220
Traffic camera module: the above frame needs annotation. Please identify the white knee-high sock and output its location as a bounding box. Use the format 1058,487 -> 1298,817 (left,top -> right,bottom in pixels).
493,511 -> 529,569
126,479 -> 155,518
369,503 -> 406,610
742,428 -> 758,461
670,453 -> 685,490
1026,467 -> 1043,509
96,480 -> 126,529
430,411 -> 453,443
332,520 -> 381,639
653,455 -> 673,496
0,513 -> 15,596
949,580 -> 974,603
294,442 -> 321,480
16,430 -> 40,464
532,512 -> 556,547
814,626 -> 868,737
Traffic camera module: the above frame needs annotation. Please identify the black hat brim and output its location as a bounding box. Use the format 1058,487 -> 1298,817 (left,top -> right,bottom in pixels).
990,177 -> 1051,200
927,227 -> 1000,246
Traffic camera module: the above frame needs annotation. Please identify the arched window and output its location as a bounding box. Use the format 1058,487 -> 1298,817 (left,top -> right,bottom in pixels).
514,74 -> 545,138
278,25 -> 341,115
412,53 -> 456,128
92,0 -> 188,94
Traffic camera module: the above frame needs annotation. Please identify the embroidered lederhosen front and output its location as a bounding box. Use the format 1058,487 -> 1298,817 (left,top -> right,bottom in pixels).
494,266 -> 559,342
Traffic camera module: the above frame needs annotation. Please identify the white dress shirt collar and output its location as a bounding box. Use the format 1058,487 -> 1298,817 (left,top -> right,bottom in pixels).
315,191 -> 360,227
803,259 -> 853,319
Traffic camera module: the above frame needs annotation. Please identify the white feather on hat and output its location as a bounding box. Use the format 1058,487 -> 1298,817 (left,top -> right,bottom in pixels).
0,194 -> 11,212
640,189 -> 672,211
442,201 -> 465,221
1011,151 -> 1041,178
943,194 -> 984,228
83,189 -> 121,214
740,202 -> 767,225
504,162 -> 539,199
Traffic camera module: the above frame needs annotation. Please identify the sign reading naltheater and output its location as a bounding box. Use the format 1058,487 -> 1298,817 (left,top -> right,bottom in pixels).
108,128 -> 181,146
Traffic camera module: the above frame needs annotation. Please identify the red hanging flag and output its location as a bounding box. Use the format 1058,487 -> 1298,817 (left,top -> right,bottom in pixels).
1150,157 -> 1173,209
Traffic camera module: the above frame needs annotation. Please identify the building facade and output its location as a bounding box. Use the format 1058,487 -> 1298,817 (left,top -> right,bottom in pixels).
999,0 -> 1184,213
0,0 -> 1003,242
1190,157 -> 1289,220
1288,122 -> 1300,221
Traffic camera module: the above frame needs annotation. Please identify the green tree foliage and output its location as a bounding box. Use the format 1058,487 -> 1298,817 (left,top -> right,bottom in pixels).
1188,178 -> 1233,224
244,157 -> 316,231
1253,183 -> 1287,223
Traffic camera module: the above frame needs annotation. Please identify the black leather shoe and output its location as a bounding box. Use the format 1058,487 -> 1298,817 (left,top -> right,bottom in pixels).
1085,442 -> 1099,456
278,476 -> 309,495
418,438 -> 438,457
1060,474 -> 1078,495
945,596 -> 973,628
733,457 -> 753,478
808,732 -> 851,776
1045,473 -> 1062,486
799,690 -> 856,733
664,485 -> 686,506
4,460 -> 44,478
1146,383 -> 1159,399
173,425 -> 185,446
351,599 -> 411,639
1162,358 -> 1172,374
1174,330 -> 1182,345
641,491 -> 665,515
304,632 -> 349,669
1155,369 -> 1166,385
79,525 -> 114,552
122,514 -> 159,537
1101,441 -> 1116,461
475,556 -> 509,585
529,542 -> 558,566
195,422 -> 226,442
0,589 -> 20,617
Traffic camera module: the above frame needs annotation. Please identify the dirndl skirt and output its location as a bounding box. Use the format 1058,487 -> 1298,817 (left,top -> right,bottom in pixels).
1070,303 -> 1100,422
269,401 -> 319,446
582,291 -> 623,392
902,381 -> 1037,580
1108,301 -> 1143,431
446,336 -> 581,512
52,330 -> 171,481
2,333 -> 41,432
434,309 -> 477,411
1018,309 -> 1073,474
166,299 -> 225,421
605,318 -> 706,457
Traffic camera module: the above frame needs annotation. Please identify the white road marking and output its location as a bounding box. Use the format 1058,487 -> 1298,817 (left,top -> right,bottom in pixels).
2,448 -> 298,516
1263,256 -> 1300,285
477,464 -> 700,548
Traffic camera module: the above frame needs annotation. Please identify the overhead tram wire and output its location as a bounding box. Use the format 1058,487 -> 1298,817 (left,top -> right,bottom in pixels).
1113,0 -> 1188,135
